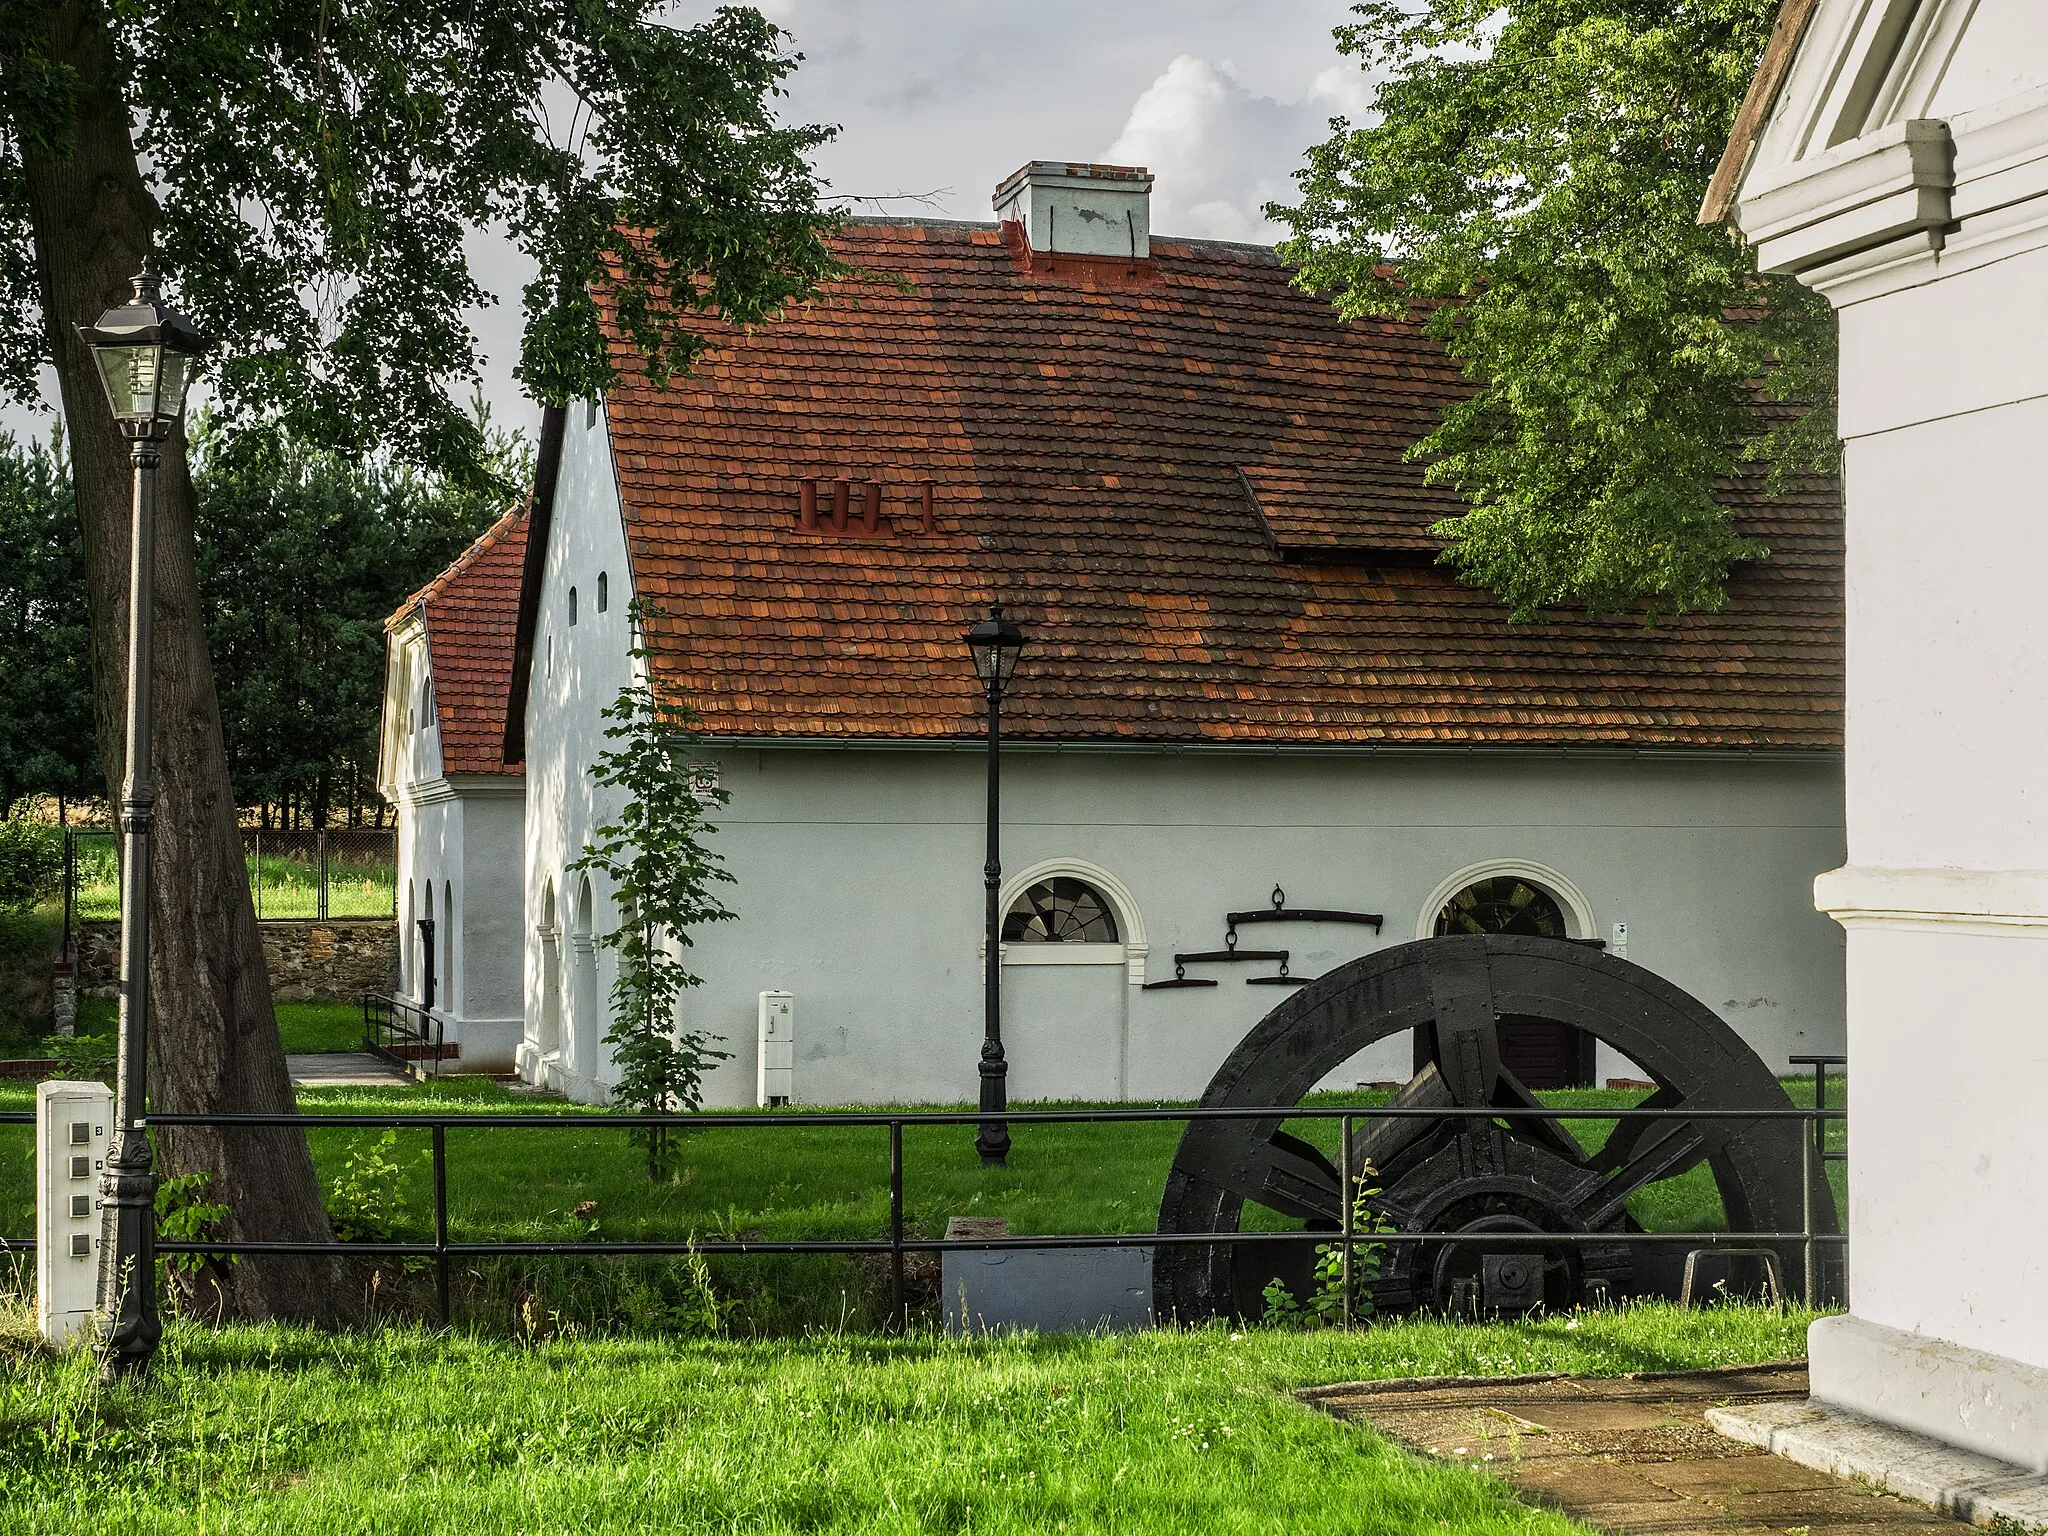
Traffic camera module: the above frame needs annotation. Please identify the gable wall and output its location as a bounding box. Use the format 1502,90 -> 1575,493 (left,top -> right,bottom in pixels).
520,398 -> 639,1095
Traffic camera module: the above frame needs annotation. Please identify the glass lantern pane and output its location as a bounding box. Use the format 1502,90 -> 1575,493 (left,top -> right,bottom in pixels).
155,351 -> 192,419
93,344 -> 162,421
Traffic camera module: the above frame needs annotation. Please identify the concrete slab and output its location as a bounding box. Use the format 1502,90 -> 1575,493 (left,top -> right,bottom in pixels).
1709,1398 -> 2048,1532
1313,1364 -> 1975,1534
286,1052 -> 412,1088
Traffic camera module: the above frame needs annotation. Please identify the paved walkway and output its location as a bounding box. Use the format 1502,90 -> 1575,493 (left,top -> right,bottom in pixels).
286,1052 -> 412,1088
1307,1363 -> 1968,1533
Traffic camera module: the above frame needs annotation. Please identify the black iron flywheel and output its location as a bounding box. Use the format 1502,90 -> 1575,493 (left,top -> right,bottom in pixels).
1153,934 -> 1837,1321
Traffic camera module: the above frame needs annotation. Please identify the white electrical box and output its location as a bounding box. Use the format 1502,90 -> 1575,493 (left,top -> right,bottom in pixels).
757,991 -> 794,1107
36,1080 -> 112,1346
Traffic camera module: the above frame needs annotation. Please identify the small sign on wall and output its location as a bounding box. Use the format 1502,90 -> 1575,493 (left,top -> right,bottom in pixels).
1612,922 -> 1630,958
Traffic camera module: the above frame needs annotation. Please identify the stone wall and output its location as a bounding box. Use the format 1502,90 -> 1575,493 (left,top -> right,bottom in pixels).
75,919 -> 398,1003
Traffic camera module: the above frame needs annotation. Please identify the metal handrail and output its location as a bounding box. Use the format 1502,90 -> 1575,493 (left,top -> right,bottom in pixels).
359,992 -> 446,1080
0,1095 -> 1847,1331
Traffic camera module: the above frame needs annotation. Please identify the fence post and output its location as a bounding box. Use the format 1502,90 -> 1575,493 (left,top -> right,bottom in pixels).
1801,1110 -> 1816,1306
317,830 -> 329,921
252,831 -> 262,920
62,829 -> 74,958
889,1119 -> 906,1334
1340,1114 -> 1354,1329
432,1122 -> 450,1327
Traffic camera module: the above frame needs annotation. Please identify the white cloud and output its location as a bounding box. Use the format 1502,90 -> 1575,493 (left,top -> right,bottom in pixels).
1103,53 -> 1367,245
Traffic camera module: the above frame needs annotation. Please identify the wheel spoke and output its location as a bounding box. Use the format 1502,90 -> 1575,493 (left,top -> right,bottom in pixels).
1569,1112 -> 1714,1228
1425,939 -> 1503,1106
1200,1127 -> 1344,1226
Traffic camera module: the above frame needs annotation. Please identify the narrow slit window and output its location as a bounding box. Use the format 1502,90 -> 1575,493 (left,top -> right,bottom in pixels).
569,586 -> 578,626
597,572 -> 608,612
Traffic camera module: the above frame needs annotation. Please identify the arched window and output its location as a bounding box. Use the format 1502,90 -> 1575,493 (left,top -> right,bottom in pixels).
596,572 -> 609,612
1425,868 -> 1593,1089
1434,876 -> 1567,939
569,586 -> 579,626
1003,876 -> 1120,944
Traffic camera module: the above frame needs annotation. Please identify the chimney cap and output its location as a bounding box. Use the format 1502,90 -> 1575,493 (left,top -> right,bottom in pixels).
993,161 -> 1153,203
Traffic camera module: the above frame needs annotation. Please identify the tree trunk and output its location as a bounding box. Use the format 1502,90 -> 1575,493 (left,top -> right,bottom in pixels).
20,3 -> 351,1324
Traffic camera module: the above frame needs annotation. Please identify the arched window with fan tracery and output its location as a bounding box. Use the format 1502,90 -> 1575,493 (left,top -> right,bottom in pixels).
1003,876 -> 1121,944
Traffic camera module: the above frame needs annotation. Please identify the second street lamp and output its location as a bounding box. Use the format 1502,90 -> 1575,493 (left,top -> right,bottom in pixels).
78,259 -> 212,1380
967,604 -> 1026,1167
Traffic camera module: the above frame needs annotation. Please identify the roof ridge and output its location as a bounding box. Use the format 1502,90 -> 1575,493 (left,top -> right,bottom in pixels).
386,503 -> 527,632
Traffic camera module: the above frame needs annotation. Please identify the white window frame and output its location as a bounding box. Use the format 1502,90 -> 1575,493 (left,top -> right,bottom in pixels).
994,858 -> 1149,986
1414,859 -> 1596,942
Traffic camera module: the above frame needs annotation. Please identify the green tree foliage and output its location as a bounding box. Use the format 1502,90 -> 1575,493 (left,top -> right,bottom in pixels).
571,611 -> 735,1178
0,430 -> 97,810
1273,0 -> 1838,619
0,1 -> 843,479
190,414 -> 523,823
0,807 -> 62,913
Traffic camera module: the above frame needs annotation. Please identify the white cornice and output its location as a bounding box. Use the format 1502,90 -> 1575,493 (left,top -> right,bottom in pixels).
1739,119 -> 1954,275
400,773 -> 526,806
1741,87 -> 2048,304
1815,865 -> 2048,934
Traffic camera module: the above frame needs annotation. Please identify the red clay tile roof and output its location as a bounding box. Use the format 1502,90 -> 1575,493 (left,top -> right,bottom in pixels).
598,219 -> 1842,750
390,508 -> 528,775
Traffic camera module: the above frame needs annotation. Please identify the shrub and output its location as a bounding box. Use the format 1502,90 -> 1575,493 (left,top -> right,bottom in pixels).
0,811 -> 61,916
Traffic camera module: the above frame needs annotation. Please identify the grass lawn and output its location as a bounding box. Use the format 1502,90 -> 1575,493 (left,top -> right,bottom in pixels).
0,1301 -> 1814,1534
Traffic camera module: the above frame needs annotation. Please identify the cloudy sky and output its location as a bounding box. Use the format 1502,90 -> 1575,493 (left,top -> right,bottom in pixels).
7,2 -> 1368,447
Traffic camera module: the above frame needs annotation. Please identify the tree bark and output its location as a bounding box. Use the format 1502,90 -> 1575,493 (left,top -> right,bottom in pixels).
20,3 -> 351,1324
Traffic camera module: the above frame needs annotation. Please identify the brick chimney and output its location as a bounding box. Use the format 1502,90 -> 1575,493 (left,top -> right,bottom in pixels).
992,162 -> 1153,261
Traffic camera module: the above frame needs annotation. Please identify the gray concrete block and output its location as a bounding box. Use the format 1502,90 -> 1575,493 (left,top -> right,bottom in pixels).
1708,1397 -> 2048,1532
1810,1313 -> 2048,1474
942,1245 -> 1154,1334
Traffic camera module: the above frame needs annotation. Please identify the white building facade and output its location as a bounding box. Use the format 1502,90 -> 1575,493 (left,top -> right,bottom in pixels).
1713,0 -> 2048,1477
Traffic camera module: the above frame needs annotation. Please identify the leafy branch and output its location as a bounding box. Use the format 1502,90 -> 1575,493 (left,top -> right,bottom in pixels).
570,602 -> 735,1178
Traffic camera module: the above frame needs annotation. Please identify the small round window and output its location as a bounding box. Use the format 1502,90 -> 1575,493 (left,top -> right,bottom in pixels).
1434,876 -> 1567,938
1003,877 -> 1120,944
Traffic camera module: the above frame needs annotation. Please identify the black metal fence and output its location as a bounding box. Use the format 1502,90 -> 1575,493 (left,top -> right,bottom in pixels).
63,827 -> 397,933
0,1096 -> 1848,1333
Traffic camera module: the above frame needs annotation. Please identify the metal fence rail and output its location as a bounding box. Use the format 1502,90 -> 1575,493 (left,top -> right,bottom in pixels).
0,1098 -> 1848,1333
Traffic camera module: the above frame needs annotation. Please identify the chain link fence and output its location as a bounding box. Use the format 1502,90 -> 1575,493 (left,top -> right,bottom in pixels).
65,827 -> 397,929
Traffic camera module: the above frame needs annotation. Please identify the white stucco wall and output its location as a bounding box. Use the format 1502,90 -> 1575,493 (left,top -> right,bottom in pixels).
384,622 -> 531,1071
657,746 -> 1844,1109
1820,244 -> 2048,1375
519,397 -> 637,1096
1732,0 -> 2048,1462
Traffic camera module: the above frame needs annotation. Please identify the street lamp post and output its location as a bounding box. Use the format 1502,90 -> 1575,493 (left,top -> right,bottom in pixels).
966,604 -> 1026,1167
78,260 -> 212,1379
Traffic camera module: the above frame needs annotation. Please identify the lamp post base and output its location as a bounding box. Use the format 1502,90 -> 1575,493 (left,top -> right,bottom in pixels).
977,1042 -> 1011,1167
95,1132 -> 160,1381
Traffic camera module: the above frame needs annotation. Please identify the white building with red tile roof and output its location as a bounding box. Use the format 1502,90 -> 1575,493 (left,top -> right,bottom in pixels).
388,162 -> 1851,1117
377,508 -> 529,1071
